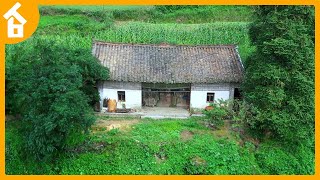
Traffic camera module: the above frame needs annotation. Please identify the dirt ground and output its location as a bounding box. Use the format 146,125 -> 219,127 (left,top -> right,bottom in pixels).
92,119 -> 141,132
180,130 -> 194,141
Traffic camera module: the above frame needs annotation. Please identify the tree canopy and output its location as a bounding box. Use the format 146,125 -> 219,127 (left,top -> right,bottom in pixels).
5,38 -> 109,160
243,6 -> 315,143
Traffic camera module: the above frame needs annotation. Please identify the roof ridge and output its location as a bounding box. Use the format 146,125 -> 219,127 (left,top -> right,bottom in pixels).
92,40 -> 237,48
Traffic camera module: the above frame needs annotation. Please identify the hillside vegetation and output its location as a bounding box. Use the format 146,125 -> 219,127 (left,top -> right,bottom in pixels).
33,5 -> 254,61
40,5 -> 253,23
5,5 -> 314,175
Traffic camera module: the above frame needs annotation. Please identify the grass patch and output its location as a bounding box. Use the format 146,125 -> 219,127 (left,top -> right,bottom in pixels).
6,117 -> 314,174
58,118 -> 261,175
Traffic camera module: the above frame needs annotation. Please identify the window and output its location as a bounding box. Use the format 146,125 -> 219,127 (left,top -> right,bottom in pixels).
206,93 -> 215,103
118,91 -> 126,102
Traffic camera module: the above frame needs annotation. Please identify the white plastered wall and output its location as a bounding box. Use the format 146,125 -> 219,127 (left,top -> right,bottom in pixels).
190,90 -> 230,109
98,81 -> 142,110
190,83 -> 234,109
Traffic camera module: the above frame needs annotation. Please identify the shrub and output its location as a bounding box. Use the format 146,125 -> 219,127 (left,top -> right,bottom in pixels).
229,100 -> 261,128
5,38 -> 108,160
203,100 -> 229,128
243,6 -> 315,143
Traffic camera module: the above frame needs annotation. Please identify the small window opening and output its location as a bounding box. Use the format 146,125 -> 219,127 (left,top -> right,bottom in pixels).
234,88 -> 242,100
207,93 -> 215,103
118,91 -> 126,102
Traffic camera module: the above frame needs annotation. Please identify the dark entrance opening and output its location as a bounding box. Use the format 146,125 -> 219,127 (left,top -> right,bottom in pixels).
142,83 -> 191,109
234,88 -> 242,100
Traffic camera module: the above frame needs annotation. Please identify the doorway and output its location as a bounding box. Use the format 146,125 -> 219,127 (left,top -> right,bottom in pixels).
142,83 -> 191,109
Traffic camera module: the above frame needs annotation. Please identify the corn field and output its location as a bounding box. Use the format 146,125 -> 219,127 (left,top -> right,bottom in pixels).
22,21 -> 254,62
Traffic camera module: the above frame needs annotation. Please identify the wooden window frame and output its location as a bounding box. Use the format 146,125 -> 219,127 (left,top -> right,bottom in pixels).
206,93 -> 215,103
117,91 -> 126,102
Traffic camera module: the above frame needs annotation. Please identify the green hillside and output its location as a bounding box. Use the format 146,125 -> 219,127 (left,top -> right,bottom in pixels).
7,6 -> 314,175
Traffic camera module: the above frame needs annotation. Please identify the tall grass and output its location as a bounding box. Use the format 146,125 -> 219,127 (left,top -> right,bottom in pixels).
98,22 -> 250,45
40,5 -> 254,23
9,6 -> 255,63
35,5 -> 255,62
152,5 -> 254,23
35,21 -> 253,61
40,5 -> 154,12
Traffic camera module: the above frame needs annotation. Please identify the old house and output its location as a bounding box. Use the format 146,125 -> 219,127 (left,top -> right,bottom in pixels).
92,41 -> 244,112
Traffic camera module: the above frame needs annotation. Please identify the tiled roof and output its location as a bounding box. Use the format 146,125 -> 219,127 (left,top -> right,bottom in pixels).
92,41 -> 244,83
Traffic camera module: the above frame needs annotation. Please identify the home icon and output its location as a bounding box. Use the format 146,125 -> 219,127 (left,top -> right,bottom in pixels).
3,2 -> 27,38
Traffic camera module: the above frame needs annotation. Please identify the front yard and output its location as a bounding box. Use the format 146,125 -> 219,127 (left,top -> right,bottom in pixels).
57,116 -> 261,175
6,115 -> 312,175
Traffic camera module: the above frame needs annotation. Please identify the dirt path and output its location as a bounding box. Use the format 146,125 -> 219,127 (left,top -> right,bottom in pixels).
93,119 -> 140,131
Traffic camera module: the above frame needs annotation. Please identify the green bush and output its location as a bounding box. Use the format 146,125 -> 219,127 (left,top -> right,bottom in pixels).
243,6 -> 315,144
5,38 -> 108,160
292,141 -> 315,174
203,100 -> 229,127
229,100 -> 261,129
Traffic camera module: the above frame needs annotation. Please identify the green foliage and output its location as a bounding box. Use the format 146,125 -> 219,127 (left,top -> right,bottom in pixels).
155,5 -> 199,13
5,121 -> 57,174
40,6 -> 114,23
243,6 -> 315,143
37,15 -> 113,36
7,117 -> 315,175
153,6 -> 253,23
5,38 -> 108,160
256,145 -> 300,174
227,100 -> 261,130
6,5 -> 314,175
203,101 -> 229,127
35,5 -> 255,62
58,118 -> 261,175
255,141 -> 314,174
40,5 -> 153,13
36,21 -> 251,61
183,156 -> 208,175
5,121 -> 27,174
40,5 -> 253,23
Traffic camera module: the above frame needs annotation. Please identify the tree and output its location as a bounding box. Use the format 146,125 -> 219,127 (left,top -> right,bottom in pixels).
5,38 -> 108,160
243,6 -> 315,143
